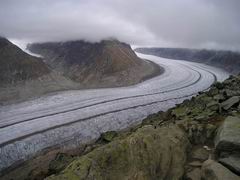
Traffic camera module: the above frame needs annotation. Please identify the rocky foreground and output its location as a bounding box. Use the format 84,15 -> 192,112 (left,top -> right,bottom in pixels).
2,74 -> 240,180
46,74 -> 240,180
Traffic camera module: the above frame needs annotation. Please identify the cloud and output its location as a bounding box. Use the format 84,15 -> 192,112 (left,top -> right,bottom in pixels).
1,0 -> 240,50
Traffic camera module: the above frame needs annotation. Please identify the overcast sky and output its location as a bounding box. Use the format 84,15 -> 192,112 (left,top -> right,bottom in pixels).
1,0 -> 240,50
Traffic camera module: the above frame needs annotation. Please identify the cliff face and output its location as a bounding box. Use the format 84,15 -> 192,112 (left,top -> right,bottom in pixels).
0,37 -> 50,86
135,47 -> 240,74
28,40 -> 160,88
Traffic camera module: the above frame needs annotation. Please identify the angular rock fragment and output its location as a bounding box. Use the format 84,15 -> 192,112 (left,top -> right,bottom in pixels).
219,155 -> 240,175
221,96 -> 240,110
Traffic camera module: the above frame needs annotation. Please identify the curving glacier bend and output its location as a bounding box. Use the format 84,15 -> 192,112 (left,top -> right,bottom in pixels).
0,53 -> 230,172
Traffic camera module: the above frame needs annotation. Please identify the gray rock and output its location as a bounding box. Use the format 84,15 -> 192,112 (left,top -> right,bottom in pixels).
207,87 -> 219,97
221,96 -> 240,110
185,168 -> 201,180
219,155 -> 240,175
207,101 -> 219,111
224,89 -> 240,98
215,116 -> 240,153
213,94 -> 225,102
201,159 -> 240,180
191,147 -> 209,161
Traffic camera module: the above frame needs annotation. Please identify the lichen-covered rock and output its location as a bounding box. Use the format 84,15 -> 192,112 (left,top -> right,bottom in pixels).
48,153 -> 74,174
201,159 -> 240,180
171,106 -> 190,119
207,87 -> 219,97
213,94 -> 225,102
180,120 -> 217,145
215,116 -> 240,153
98,131 -> 117,143
207,101 -> 219,111
46,125 -> 189,180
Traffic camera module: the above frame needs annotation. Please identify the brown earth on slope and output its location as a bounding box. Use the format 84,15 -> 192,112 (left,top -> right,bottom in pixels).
28,39 -> 161,88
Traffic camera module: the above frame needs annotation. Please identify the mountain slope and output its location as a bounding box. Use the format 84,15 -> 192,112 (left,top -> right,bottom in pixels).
0,37 -> 78,104
135,47 -> 240,74
28,40 -> 161,88
0,37 -> 50,86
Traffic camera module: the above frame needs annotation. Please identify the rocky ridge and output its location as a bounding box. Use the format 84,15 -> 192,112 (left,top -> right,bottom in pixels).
28,40 -> 161,88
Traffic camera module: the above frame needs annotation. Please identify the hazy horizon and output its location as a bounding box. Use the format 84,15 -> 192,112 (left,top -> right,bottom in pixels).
1,0 -> 240,51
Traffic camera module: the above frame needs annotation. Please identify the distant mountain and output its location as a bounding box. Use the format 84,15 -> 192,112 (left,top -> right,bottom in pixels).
0,37 -> 78,104
28,40 -> 160,88
135,47 -> 240,74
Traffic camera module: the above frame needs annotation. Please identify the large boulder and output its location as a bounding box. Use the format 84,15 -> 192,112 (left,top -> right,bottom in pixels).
215,116 -> 240,153
201,159 -> 240,180
46,125 -> 189,180
219,155 -> 240,175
